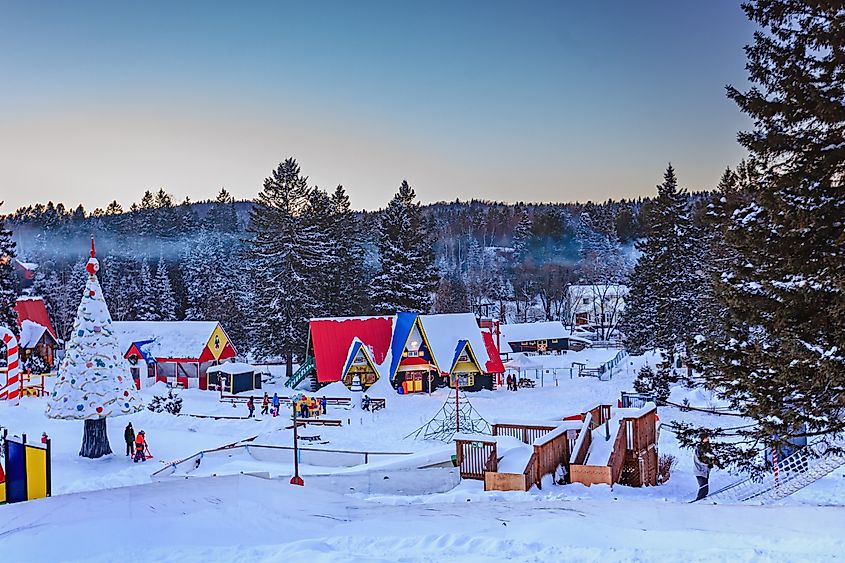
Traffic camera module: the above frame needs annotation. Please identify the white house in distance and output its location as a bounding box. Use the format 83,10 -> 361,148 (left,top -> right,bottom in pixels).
566,284 -> 628,339
499,321 -> 591,355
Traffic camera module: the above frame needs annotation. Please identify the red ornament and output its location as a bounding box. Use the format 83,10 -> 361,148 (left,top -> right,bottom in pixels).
96,406 -> 103,413
124,391 -> 129,396
89,290 -> 95,297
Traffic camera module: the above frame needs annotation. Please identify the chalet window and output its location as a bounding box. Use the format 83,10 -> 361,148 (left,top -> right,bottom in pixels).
582,297 -> 591,305
550,339 -> 558,344
458,354 -> 469,362
407,350 -> 419,358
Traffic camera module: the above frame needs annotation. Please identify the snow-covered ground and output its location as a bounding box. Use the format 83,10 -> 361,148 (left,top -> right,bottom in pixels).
2,350 -> 844,561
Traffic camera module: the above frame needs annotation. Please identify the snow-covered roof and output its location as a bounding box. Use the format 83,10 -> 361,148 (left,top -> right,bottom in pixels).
19,319 -> 48,349
112,321 -> 224,359
206,362 -> 255,375
418,313 -> 504,375
500,321 -> 569,344
503,353 -> 544,370
15,296 -> 57,342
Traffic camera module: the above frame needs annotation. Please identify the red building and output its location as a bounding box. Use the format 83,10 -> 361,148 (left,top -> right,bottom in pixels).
14,297 -> 58,368
112,321 -> 236,390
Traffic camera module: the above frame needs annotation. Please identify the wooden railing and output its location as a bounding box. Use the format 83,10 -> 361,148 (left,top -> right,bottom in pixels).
527,425 -> 575,489
523,452 -> 539,489
492,422 -> 558,445
570,413 -> 593,465
609,418 -> 628,484
455,437 -> 497,480
586,404 -> 612,429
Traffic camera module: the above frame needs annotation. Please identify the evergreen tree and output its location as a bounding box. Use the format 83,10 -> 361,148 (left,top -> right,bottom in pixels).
154,254 -> 177,321
135,259 -> 157,320
0,207 -> 19,335
247,158 -> 322,372
433,269 -> 470,313
370,180 -> 437,313
621,165 -> 699,358
323,185 -> 365,316
699,1 -> 845,448
511,207 -> 532,263
634,364 -> 672,402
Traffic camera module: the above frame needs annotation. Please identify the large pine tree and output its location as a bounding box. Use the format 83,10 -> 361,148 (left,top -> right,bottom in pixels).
700,1 -> 845,446
371,181 -> 437,314
621,165 -> 699,359
247,158 -> 323,373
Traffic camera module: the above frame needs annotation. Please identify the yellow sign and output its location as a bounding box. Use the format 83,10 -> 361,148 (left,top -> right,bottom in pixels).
207,325 -> 229,360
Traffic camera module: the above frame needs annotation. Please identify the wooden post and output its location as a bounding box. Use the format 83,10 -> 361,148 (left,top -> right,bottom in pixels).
455,380 -> 460,435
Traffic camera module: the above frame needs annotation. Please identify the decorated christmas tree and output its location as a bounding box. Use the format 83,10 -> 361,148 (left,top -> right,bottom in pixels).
45,240 -> 142,458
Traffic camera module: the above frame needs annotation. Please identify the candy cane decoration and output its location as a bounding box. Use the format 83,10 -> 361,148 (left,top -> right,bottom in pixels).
773,446 -> 779,487
0,326 -> 20,402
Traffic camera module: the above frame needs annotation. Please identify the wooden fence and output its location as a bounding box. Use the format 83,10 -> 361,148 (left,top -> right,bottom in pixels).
492,422 -> 559,444
586,404 -> 612,429
220,394 -> 386,411
454,437 -> 497,480
618,407 -> 658,487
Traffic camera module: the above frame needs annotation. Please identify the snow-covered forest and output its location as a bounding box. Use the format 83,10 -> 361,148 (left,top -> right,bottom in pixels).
3,171 -> 674,354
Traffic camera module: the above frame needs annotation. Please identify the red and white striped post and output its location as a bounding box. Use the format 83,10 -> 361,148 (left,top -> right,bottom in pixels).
0,327 -> 21,403
772,446 -> 779,487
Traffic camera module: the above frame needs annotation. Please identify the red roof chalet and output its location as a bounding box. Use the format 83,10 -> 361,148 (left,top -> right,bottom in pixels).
309,317 -> 393,384
14,297 -> 58,343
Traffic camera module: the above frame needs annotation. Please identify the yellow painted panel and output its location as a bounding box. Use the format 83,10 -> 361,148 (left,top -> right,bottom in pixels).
25,446 -> 48,500
453,361 -> 481,373
0,481 -> 5,503
207,325 -> 229,360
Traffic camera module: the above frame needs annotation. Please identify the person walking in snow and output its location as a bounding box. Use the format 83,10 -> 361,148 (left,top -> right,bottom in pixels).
41,432 -> 49,445
320,396 -> 327,415
134,430 -> 147,463
272,392 -> 280,414
247,397 -> 255,418
261,392 -> 269,416
694,431 -> 718,500
124,422 -> 135,457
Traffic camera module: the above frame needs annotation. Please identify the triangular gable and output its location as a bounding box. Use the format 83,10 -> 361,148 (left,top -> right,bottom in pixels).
449,339 -> 482,374
341,339 -> 379,379
126,340 -> 156,365
386,312 -> 440,381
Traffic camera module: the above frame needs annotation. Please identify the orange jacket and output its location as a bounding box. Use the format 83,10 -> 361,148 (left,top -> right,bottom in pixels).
135,434 -> 146,449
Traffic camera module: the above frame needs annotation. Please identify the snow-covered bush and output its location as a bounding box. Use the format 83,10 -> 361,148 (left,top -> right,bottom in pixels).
633,365 -> 671,402
147,390 -> 183,415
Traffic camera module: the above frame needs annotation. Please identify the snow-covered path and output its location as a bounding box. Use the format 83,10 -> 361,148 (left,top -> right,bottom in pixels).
2,474 -> 843,562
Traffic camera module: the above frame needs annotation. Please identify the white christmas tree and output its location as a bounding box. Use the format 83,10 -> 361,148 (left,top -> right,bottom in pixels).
46,239 -> 142,458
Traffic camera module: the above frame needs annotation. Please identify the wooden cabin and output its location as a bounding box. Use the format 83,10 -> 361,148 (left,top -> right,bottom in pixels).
112,321 -> 237,390
297,312 -> 505,393
499,321 -> 591,355
14,297 -> 58,370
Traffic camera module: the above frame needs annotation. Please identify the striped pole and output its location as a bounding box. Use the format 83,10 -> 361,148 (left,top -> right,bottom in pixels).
0,327 -> 20,402
773,446 -> 779,487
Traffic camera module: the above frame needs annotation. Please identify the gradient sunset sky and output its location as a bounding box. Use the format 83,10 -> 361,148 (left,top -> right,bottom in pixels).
1,1 -> 754,211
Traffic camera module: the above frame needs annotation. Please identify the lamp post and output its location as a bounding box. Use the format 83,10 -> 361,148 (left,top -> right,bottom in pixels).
290,398 -> 304,486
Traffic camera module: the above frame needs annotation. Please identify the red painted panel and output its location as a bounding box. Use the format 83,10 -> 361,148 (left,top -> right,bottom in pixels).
310,317 -> 393,383
482,331 -> 505,373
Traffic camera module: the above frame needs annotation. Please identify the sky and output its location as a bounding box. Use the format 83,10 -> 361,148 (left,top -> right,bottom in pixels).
0,1 -> 755,212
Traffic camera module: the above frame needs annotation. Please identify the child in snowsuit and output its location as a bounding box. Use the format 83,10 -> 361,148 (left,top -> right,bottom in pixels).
124,423 -> 135,456
134,430 -> 147,463
261,393 -> 269,415
247,397 -> 255,418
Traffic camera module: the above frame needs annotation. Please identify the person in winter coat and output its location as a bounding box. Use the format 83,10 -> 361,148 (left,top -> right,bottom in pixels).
41,432 -> 49,445
247,397 -> 255,418
320,396 -> 327,415
124,423 -> 135,457
134,430 -> 147,463
272,392 -> 280,413
261,393 -> 270,416
694,431 -> 719,500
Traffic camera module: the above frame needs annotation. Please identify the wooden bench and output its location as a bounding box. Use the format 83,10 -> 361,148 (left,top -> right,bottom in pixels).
291,418 -> 342,427
518,378 -> 536,388
299,435 -> 321,443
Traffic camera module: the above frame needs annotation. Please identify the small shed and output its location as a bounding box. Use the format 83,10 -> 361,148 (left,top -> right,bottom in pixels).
206,362 -> 261,394
500,321 -> 591,354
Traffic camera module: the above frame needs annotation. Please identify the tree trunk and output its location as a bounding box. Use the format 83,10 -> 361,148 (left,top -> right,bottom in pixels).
286,353 -> 293,378
80,418 -> 112,458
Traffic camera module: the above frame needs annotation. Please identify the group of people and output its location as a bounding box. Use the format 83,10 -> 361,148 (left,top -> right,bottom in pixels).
505,374 -> 521,391
295,395 -> 327,418
124,422 -> 149,463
